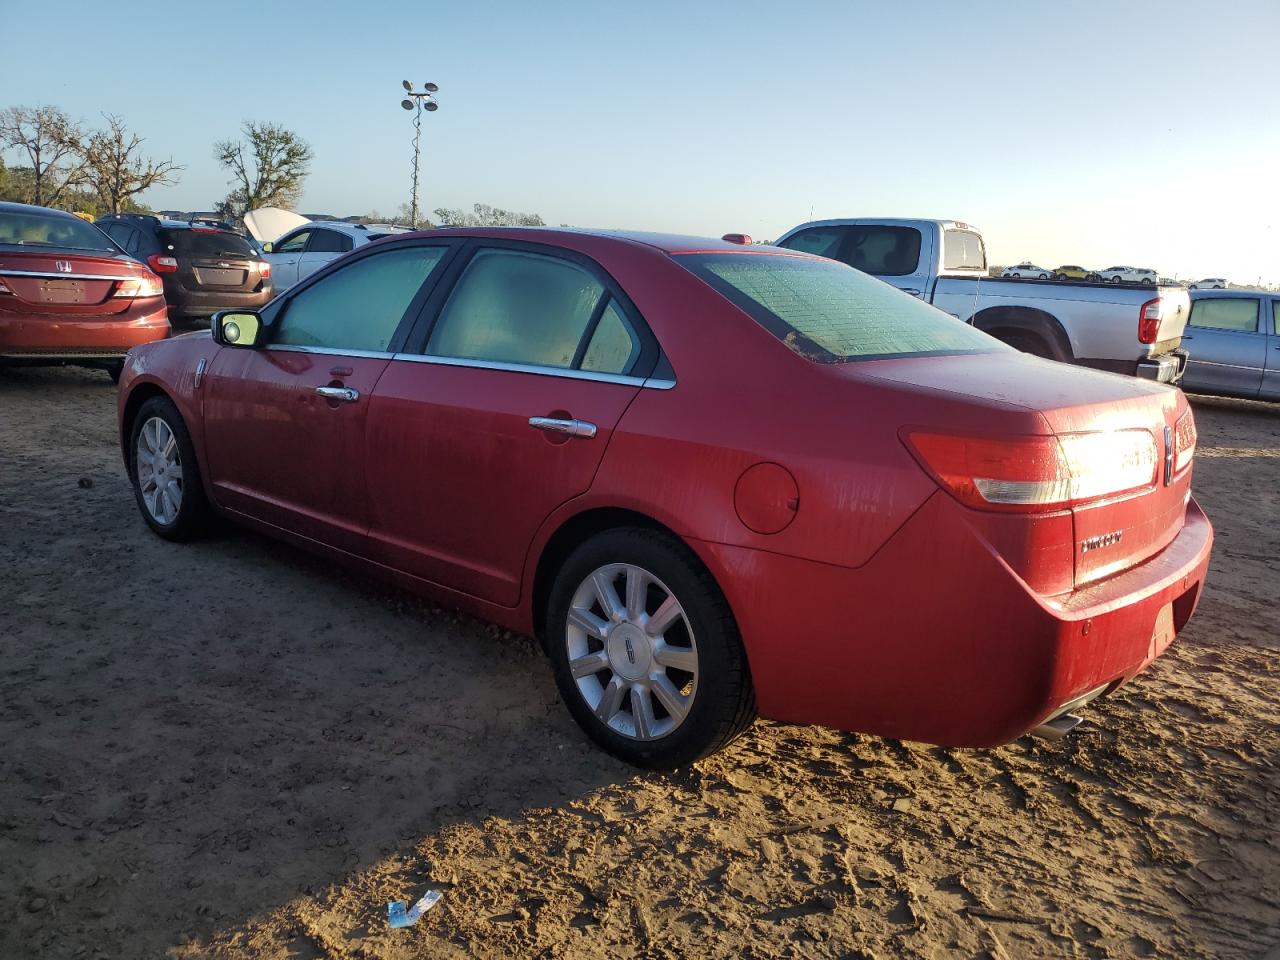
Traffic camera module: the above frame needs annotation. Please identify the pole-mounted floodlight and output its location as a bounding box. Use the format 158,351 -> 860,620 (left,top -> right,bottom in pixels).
400,80 -> 440,228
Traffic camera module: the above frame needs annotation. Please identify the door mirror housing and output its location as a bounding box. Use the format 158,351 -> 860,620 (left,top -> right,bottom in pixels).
212,310 -> 264,348
262,241 -> 274,253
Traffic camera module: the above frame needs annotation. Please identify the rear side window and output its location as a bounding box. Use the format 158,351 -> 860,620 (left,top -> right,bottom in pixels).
580,300 -> 640,374
161,229 -> 254,259
273,246 -> 447,352
679,253 -> 1001,363
778,225 -> 922,277
427,249 -> 606,370
1189,298 -> 1260,333
943,230 -> 986,271
308,230 -> 353,254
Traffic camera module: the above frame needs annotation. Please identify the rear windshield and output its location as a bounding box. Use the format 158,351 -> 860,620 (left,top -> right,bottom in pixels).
678,253 -> 1002,363
160,228 -> 255,259
0,209 -> 118,253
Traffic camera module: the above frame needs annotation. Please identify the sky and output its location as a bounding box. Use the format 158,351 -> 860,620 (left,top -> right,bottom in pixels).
4,0 -> 1277,283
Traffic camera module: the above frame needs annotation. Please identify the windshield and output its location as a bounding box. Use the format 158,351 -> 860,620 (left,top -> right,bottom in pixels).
0,209 -> 119,253
160,228 -> 256,259
678,253 -> 1003,362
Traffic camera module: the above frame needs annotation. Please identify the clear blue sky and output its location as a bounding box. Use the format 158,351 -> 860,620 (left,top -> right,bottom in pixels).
5,0 -> 1277,282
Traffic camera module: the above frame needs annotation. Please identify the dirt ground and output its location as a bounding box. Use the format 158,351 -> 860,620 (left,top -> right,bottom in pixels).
1,365 -> 1277,960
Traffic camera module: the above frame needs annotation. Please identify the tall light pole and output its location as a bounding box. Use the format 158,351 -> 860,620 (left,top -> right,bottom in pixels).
400,80 -> 439,228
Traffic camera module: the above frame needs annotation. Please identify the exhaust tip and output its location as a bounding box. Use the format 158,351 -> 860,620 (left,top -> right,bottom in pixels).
1032,713 -> 1083,741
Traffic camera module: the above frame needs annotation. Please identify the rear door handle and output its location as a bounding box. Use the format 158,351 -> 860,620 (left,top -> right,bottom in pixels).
529,416 -> 597,438
315,385 -> 359,403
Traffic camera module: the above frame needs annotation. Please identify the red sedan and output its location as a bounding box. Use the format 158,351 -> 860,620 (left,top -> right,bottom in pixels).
0,202 -> 169,380
117,228 -> 1212,768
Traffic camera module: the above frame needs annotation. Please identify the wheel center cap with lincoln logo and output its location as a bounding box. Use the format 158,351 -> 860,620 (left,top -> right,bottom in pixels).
607,623 -> 652,681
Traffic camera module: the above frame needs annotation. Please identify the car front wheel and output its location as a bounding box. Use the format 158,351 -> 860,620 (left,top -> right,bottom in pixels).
545,527 -> 756,768
129,396 -> 210,542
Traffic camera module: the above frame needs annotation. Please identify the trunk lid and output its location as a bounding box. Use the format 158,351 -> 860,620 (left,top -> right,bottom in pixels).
857,352 -> 1191,589
0,250 -> 146,316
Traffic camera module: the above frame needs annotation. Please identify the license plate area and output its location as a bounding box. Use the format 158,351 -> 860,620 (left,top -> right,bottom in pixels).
38,279 -> 87,303
193,267 -> 248,286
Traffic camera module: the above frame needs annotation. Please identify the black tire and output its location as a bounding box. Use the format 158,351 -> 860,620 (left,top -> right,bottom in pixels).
1002,331 -> 1055,360
544,527 -> 756,769
1141,277 -> 1154,286
128,395 -> 211,542
105,362 -> 123,384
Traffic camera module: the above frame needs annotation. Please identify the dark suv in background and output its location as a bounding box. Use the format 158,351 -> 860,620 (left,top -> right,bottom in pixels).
95,215 -> 273,327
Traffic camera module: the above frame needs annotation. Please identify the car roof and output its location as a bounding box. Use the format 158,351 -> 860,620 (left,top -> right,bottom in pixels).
379,226 -> 780,256
0,200 -> 84,220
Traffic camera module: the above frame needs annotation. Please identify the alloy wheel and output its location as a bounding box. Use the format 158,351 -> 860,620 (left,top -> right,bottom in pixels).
565,562 -> 699,741
136,415 -> 183,524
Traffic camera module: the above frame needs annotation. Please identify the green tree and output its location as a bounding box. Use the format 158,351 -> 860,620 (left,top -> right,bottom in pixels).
0,105 -> 87,207
83,115 -> 182,215
432,202 -> 544,227
213,121 -> 313,217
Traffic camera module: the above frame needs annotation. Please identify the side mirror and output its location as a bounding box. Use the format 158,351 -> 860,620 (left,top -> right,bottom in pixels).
212,310 -> 263,348
262,241 -> 274,253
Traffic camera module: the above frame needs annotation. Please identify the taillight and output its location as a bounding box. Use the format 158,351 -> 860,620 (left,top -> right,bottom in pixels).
1174,409 -> 1196,474
904,429 -> 1158,513
113,272 -> 165,299
148,255 -> 179,274
1138,296 -> 1164,344
256,259 -> 271,279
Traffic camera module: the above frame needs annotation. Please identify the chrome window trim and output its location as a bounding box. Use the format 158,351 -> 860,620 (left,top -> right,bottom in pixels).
266,344 -> 396,359
391,352 -> 675,389
0,268 -> 129,281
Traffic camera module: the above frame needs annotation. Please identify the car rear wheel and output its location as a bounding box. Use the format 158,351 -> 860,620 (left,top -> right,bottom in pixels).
545,527 -> 755,768
130,396 -> 210,542
1141,277 -> 1154,285
1109,276 -> 1121,283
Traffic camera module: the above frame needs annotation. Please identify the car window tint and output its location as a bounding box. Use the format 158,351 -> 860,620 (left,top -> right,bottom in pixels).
780,225 -> 922,277
680,253 -> 1001,362
162,229 -> 254,259
124,229 -> 141,254
778,228 -> 844,259
273,246 -> 446,352
580,299 -> 639,374
427,249 -> 605,369
308,229 -> 351,254
943,230 -> 985,271
1189,298 -> 1259,333
276,231 -> 310,254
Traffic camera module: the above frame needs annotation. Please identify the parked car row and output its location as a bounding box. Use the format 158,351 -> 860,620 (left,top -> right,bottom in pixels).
999,262 -> 1160,284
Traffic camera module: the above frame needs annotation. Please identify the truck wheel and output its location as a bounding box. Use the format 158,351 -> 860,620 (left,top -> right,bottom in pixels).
1002,331 -> 1054,360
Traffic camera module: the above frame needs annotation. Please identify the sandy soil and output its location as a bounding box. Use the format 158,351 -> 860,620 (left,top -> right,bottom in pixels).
1,366 -> 1277,960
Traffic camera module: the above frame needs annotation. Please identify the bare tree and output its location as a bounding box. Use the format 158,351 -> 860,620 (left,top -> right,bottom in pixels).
0,105 -> 87,207
213,121 -> 313,217
83,115 -> 182,215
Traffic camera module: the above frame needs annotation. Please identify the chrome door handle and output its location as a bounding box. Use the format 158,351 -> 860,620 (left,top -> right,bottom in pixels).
529,416 -> 597,438
315,385 -> 359,402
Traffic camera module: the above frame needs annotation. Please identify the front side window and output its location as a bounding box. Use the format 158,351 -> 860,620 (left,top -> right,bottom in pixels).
427,249 -> 607,370
1189,298 -> 1260,333
308,229 -> 352,254
679,252 -> 1001,363
272,245 -> 446,352
275,230 -> 311,254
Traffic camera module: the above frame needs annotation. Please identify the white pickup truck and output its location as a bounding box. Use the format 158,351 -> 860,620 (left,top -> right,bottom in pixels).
774,218 -> 1189,382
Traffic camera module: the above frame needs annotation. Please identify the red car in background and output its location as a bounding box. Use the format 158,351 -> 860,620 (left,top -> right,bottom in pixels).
116,228 -> 1213,768
0,201 -> 169,380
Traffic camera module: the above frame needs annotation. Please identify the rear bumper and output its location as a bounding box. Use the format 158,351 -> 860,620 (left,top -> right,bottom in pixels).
0,301 -> 170,358
1137,349 -> 1187,384
165,286 -> 273,322
693,492 -> 1213,747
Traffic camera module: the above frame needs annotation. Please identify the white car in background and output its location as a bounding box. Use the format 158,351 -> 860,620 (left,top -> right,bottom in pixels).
1190,278 -> 1228,289
243,208 -> 414,292
1000,262 -> 1052,279
1095,265 -> 1158,285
